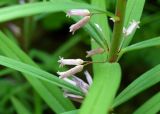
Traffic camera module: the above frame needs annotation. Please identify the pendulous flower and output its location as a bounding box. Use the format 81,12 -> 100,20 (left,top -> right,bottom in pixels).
58,57 -> 84,67
62,71 -> 93,102
69,16 -> 90,34
66,9 -> 90,17
123,20 -> 140,37
86,48 -> 104,58
57,65 -> 84,78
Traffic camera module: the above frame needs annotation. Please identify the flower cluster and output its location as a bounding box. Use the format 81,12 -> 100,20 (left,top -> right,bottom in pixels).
56,9 -> 107,101
57,9 -> 140,102
62,71 -> 93,102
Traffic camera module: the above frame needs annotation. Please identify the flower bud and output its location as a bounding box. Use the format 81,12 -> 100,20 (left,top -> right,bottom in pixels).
123,20 -> 140,37
57,65 -> 84,78
84,71 -> 92,85
86,48 -> 104,58
66,9 -> 90,17
72,76 -> 89,94
69,16 -> 90,34
63,91 -> 83,103
58,57 -> 84,67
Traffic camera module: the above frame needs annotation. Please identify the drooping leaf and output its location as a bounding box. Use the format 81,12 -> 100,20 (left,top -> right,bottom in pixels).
0,1 -> 111,23
0,55 -> 82,96
0,31 -> 76,113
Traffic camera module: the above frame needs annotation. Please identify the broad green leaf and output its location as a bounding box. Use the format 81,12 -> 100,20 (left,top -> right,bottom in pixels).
0,55 -> 82,96
79,63 -> 121,114
120,36 -> 160,57
0,31 -> 75,113
123,0 -> 145,47
133,92 -> 160,114
113,65 -> 160,107
11,97 -> 31,114
0,1 -> 109,23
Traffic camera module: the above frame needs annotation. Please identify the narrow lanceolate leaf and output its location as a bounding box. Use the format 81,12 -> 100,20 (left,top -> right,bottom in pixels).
0,1 -> 110,23
113,65 -> 160,107
79,63 -> 121,114
123,0 -> 145,47
133,92 -> 160,114
91,0 -> 111,46
121,36 -> 160,55
60,110 -> 78,114
0,55 -> 82,96
0,31 -> 76,113
11,97 -> 31,114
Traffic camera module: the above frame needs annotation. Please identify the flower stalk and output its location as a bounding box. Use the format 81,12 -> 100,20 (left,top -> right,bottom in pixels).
108,0 -> 126,62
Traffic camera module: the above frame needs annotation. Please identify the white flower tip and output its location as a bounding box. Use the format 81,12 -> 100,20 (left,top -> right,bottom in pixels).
109,18 -> 115,22
58,56 -> 64,67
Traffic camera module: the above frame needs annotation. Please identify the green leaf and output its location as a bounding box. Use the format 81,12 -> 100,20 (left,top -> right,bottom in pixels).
0,68 -> 13,77
11,97 -> 31,114
120,36 -> 160,57
123,0 -> 145,47
0,1 -> 107,23
0,0 -> 17,5
91,0 -> 111,46
0,31 -> 76,113
133,92 -> 160,114
113,65 -> 160,107
79,63 -> 121,114
1,83 -> 30,106
60,110 -> 78,114
0,55 -> 82,96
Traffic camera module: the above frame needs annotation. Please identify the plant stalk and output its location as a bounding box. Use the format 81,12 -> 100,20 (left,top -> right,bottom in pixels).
108,0 -> 126,62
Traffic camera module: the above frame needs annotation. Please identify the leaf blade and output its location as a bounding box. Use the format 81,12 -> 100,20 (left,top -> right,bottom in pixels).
113,65 -> 160,107
133,92 -> 160,114
79,63 -> 121,114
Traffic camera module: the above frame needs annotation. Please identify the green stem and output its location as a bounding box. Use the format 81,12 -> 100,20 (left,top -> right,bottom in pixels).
108,0 -> 126,62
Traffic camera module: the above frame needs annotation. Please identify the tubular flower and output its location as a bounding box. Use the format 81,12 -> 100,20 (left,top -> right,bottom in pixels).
58,57 -> 84,67
123,20 -> 140,37
66,9 -> 90,17
69,16 -> 90,34
62,71 -> 93,102
57,65 -> 84,78
86,48 -> 104,58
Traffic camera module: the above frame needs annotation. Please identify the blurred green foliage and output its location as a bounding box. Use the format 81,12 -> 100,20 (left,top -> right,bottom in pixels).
0,0 -> 159,114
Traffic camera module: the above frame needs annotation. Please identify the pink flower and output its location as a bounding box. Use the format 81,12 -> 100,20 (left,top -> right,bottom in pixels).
58,57 -> 84,67
57,65 -> 84,78
66,9 -> 90,17
69,16 -> 90,34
